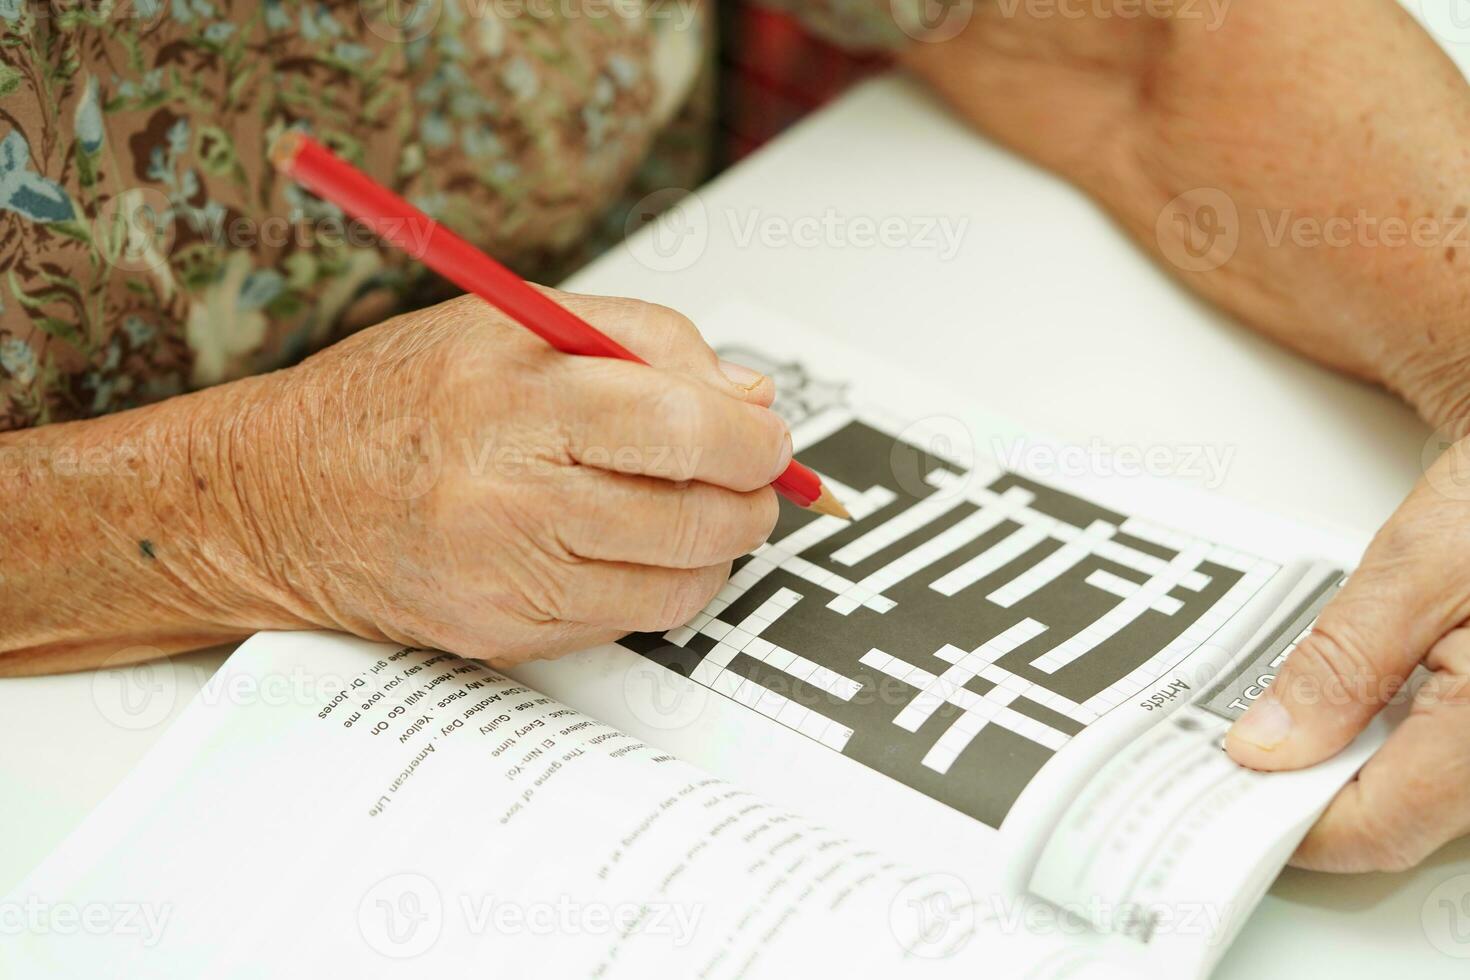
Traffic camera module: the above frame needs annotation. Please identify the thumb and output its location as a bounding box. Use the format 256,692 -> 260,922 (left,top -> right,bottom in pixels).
1225,530 -> 1442,771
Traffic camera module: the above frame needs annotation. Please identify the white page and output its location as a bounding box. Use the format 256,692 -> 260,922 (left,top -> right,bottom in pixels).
2,632 -> 1133,979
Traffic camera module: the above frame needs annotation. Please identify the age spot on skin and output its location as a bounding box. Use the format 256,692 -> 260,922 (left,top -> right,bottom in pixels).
139,539 -> 156,560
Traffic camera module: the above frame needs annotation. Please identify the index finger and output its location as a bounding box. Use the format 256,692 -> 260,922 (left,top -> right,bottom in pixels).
553,356 -> 793,492
545,288 -> 777,408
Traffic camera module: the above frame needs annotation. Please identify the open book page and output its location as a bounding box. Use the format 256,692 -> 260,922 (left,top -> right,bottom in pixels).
507,304 -> 1392,971
2,632 -> 1128,980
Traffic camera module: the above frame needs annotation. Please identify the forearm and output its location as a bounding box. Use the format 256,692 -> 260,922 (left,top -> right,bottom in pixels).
0,379 -> 314,676
900,0 -> 1470,428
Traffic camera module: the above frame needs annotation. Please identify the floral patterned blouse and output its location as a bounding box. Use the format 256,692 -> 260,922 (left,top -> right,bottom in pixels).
0,0 -> 914,431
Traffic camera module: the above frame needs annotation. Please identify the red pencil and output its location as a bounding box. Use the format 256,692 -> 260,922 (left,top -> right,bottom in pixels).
270,132 -> 848,519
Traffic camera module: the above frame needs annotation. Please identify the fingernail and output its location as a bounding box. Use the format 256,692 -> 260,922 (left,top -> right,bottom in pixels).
775,431 -> 794,475
1231,698 -> 1293,751
719,360 -> 766,392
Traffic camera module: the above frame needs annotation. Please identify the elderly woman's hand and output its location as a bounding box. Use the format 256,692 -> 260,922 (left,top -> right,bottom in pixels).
0,290 -> 787,673
900,0 -> 1470,871
1226,438 -> 1470,872
903,0 -> 1470,423
216,290 -> 789,666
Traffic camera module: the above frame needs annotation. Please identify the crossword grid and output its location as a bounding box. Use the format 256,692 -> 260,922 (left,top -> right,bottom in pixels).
626,405 -> 1281,825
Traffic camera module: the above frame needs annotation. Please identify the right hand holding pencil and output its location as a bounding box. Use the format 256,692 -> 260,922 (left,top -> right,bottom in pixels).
211,289 -> 791,665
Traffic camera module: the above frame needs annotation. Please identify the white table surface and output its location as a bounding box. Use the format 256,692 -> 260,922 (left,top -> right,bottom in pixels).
8,15 -> 1470,974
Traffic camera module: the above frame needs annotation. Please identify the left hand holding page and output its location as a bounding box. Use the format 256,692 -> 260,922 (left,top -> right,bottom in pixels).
1227,437 -> 1470,872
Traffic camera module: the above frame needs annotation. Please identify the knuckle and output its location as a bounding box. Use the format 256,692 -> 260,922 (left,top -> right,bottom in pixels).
509,556 -> 577,625
1353,823 -> 1430,873
741,489 -> 781,553
1417,670 -> 1470,709
555,472 -> 626,553
1309,786 -> 1433,873
647,381 -> 709,453
643,304 -> 705,359
1282,623 -> 1385,710
1369,508 -> 1429,561
1371,520 -> 1412,559
651,567 -> 724,630
1427,628 -> 1470,677
429,297 -> 516,359
761,409 -> 789,457
667,492 -> 714,567
735,410 -> 788,490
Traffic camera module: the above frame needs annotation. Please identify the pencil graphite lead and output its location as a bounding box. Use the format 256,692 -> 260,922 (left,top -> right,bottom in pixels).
809,486 -> 852,521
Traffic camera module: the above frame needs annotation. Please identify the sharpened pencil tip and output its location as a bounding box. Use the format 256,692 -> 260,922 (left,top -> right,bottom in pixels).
808,485 -> 852,521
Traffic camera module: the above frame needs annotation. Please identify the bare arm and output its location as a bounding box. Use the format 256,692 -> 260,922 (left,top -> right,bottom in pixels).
1,292 -> 787,677
0,375 -> 320,676
900,0 -> 1470,428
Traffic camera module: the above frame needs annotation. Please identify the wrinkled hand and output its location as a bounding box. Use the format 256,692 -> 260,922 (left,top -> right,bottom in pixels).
904,0 -> 1470,874
904,0 -> 1470,424
1226,438 -> 1470,872
217,289 -> 788,666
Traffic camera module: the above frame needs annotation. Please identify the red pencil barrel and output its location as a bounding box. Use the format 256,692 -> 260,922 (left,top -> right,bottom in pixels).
278,134 -> 640,361
773,460 -> 822,508
273,132 -> 823,511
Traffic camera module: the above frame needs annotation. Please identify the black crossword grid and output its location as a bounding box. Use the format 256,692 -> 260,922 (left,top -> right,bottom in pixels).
620,409 -> 1278,828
